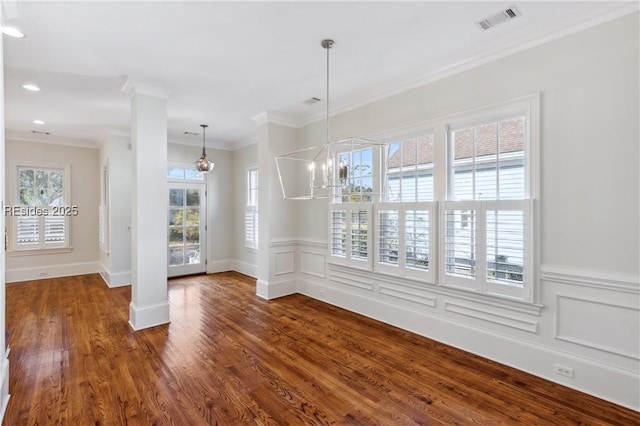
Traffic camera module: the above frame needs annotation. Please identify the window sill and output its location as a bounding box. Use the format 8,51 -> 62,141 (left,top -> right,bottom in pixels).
8,247 -> 73,256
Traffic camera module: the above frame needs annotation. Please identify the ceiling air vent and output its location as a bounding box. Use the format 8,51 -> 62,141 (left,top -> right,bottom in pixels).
476,5 -> 521,30
184,131 -> 199,136
303,97 -> 321,105
31,130 -> 50,135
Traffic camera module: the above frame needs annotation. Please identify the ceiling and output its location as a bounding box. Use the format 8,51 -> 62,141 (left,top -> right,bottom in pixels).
2,1 -> 637,150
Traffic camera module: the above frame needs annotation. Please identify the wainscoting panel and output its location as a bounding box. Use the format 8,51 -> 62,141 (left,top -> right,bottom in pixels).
555,294 -> 640,360
329,269 -> 374,292
444,300 -> 539,333
273,250 -> 295,276
378,281 -> 437,308
300,250 -> 326,279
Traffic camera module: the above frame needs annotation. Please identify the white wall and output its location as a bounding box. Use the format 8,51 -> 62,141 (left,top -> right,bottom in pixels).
167,143 -> 234,273
5,140 -> 100,282
235,13 -> 639,409
232,143 -> 258,277
99,134 -> 132,287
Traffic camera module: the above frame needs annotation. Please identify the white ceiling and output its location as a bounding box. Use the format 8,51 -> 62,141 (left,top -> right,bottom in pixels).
2,1 -> 637,149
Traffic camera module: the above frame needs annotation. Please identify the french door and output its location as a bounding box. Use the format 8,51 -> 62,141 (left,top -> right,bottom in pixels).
168,182 -> 206,277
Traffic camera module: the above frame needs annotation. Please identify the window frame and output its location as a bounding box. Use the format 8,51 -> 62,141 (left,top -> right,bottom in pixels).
374,202 -> 436,283
440,95 -> 538,302
244,167 -> 259,250
9,161 -> 72,253
328,203 -> 373,271
327,93 -> 540,304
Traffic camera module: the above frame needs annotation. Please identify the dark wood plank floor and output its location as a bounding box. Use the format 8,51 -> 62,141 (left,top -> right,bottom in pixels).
3,272 -> 639,425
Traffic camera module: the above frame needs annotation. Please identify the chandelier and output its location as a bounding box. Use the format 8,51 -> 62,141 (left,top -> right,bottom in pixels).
275,39 -> 386,200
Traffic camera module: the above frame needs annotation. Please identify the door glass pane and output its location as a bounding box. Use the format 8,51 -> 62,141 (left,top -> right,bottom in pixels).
169,247 -> 184,266
185,245 -> 200,264
185,227 -> 199,245
186,189 -> 200,206
169,228 -> 184,246
185,208 -> 200,226
169,188 -> 185,207
169,208 -> 184,226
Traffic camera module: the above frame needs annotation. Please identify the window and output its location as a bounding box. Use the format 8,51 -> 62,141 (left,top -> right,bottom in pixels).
10,163 -> 71,251
442,113 -> 533,300
385,135 -> 434,202
328,203 -> 372,269
167,165 -> 204,181
336,147 -> 375,203
327,94 -> 538,303
245,168 -> 259,249
375,134 -> 437,281
329,146 -> 378,268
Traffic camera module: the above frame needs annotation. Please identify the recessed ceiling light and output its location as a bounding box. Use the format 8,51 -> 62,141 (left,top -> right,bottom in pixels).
22,83 -> 40,92
33,119 -> 46,125
2,26 -> 24,38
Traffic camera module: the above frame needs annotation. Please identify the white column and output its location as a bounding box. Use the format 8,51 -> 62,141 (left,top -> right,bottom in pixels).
122,80 -> 170,330
0,7 -> 10,414
253,113 -> 298,299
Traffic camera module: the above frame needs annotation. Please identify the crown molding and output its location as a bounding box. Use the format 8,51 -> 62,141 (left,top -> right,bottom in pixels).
251,111 -> 296,128
293,3 -> 640,129
5,131 -> 99,149
121,78 -> 172,100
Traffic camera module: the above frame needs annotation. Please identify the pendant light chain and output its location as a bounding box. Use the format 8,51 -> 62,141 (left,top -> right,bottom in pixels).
326,41 -> 330,145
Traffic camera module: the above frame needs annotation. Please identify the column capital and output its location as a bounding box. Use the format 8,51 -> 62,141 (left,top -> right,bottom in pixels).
122,78 -> 172,100
251,111 -> 296,128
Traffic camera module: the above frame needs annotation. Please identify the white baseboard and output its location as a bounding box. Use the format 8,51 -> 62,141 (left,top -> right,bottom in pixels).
232,260 -> 258,278
7,261 -> 100,283
298,279 -> 640,411
0,349 -> 10,423
99,264 -> 131,288
128,301 -> 170,331
206,259 -> 233,274
256,278 -> 297,300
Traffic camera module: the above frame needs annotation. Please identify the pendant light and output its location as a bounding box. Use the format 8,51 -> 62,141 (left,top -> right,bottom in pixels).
195,124 -> 214,173
274,39 -> 387,200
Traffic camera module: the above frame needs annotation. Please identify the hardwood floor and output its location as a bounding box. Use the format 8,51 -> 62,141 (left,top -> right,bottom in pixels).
3,272 -> 639,425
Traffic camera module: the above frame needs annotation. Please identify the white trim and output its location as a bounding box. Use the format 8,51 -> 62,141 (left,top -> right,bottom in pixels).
6,261 -> 100,283
5,133 -> 99,149
541,265 -> 639,293
232,260 -> 258,279
109,271 -> 132,288
128,301 -> 170,331
7,247 -> 73,256
328,262 -> 542,315
121,79 -> 171,100
251,111 -> 297,128
255,278 -> 296,300
555,294 -> 639,360
101,269 -> 131,288
206,259 -> 233,274
0,353 -> 9,424
293,6 -> 637,129
269,239 -> 329,250
444,300 -> 539,333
